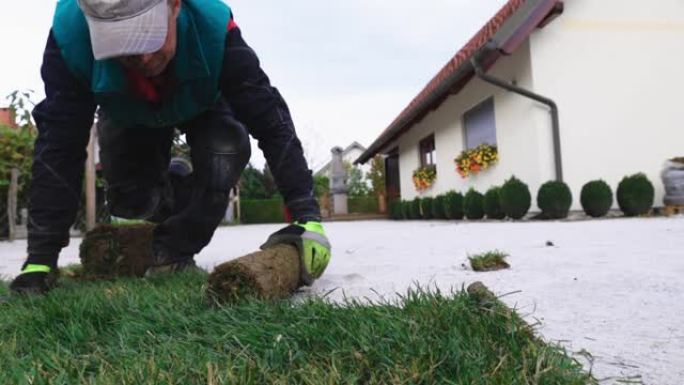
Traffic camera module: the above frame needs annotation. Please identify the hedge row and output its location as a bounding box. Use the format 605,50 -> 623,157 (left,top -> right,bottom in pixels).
348,197 -> 380,214
388,173 -> 655,221
240,199 -> 286,224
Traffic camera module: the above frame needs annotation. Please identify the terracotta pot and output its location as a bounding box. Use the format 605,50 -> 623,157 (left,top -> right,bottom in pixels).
378,193 -> 387,213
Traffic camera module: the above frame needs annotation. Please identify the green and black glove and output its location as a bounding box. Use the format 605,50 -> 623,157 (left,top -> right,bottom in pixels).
261,221 -> 331,285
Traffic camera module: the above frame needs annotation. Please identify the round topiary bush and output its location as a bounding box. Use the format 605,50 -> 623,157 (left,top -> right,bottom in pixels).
464,189 -> 485,220
400,200 -> 412,219
432,195 -> 447,219
580,180 -> 613,218
537,181 -> 573,219
389,201 -> 402,220
617,173 -> 654,217
500,176 -> 531,220
484,187 -> 505,219
420,197 -> 434,220
443,191 -> 464,220
410,198 -> 423,219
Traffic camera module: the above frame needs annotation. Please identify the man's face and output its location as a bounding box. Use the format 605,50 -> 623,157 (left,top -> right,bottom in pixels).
117,0 -> 181,77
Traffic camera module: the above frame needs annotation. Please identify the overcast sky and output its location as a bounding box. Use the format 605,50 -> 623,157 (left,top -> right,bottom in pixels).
0,0 -> 507,170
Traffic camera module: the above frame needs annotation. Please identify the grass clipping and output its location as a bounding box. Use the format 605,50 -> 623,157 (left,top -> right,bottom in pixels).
80,224 -> 156,277
207,244 -> 301,304
469,250 -> 511,272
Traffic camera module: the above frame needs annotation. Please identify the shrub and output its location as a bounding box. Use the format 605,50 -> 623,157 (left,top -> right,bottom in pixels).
432,195 -> 447,219
388,201 -> 402,220
420,198 -> 435,219
464,189 -> 485,220
500,176 -> 531,220
580,180 -> 613,218
410,198 -> 422,219
484,187 -> 505,219
617,173 -> 654,216
537,181 -> 573,219
348,197 -> 379,214
443,191 -> 464,220
401,200 -> 412,220
240,199 -> 285,224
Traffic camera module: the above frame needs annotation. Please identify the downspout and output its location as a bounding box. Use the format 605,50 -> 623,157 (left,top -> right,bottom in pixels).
470,56 -> 563,182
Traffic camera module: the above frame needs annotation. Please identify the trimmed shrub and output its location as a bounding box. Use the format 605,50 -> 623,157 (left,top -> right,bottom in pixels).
500,176 -> 531,220
388,201 -> 402,220
348,197 -> 379,214
420,198 -> 435,219
400,200 -> 412,219
484,187 -> 505,220
537,181 -> 573,219
617,173 -> 655,216
410,198 -> 423,219
443,191 -> 465,220
240,199 -> 285,224
432,195 -> 447,219
581,180 -> 613,218
464,189 -> 485,220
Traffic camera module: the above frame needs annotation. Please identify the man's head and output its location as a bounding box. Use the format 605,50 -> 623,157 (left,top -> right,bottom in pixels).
78,0 -> 181,77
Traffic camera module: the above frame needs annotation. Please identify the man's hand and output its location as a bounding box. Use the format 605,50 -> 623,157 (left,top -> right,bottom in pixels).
261,221 -> 331,285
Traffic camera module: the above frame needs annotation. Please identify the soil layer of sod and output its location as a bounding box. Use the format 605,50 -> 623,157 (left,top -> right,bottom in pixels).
0,271 -> 594,385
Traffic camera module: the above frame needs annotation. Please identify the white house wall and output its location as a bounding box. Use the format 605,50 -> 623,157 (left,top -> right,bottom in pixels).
397,39 -> 555,204
529,0 -> 684,208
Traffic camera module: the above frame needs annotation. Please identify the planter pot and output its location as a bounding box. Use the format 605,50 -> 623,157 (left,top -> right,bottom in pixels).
378,193 -> 387,213
662,160 -> 684,205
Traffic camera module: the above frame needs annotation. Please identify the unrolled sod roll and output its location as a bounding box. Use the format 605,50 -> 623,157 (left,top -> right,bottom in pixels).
207,244 -> 301,304
80,224 -> 156,277
81,224 -> 303,302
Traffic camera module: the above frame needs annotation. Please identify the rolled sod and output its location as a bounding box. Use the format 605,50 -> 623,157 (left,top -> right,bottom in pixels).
79,224 -> 156,278
207,244 -> 302,304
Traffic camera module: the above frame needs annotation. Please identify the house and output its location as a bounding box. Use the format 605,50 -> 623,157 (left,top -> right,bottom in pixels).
356,0 -> 684,210
315,141 -> 369,179
0,107 -> 18,129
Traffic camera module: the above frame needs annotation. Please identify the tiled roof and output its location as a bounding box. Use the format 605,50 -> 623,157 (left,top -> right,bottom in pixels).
356,0 -> 535,164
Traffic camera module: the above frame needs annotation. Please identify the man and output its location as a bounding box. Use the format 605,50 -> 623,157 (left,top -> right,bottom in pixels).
9,0 -> 331,294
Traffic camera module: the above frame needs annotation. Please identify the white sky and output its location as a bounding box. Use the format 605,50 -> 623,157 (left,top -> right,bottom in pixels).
0,0 -> 507,170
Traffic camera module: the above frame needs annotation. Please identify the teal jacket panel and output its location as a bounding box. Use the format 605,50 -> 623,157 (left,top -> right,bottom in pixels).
52,0 -> 231,128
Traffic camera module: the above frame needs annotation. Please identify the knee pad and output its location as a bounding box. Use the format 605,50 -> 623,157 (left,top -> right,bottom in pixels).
192,116 -> 251,192
107,183 -> 172,221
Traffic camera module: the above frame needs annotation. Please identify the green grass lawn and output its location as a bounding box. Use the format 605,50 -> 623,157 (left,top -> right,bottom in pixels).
0,271 -> 593,385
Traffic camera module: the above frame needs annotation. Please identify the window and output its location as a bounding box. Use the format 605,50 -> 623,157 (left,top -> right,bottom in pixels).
419,135 -> 436,167
464,98 -> 496,149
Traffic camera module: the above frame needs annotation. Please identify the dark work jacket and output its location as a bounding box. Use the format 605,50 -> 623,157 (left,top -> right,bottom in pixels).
28,26 -> 319,258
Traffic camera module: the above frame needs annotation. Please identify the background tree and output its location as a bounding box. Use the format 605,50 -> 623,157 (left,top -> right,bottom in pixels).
313,175 -> 330,198
367,155 -> 386,197
344,161 -> 370,197
6,89 -> 36,132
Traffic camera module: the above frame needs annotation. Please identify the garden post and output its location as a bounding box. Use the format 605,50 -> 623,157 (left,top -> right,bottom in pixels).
7,168 -> 19,241
85,124 -> 97,231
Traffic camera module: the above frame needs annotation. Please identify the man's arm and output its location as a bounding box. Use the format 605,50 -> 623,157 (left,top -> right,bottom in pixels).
219,27 -> 320,221
27,31 -> 97,266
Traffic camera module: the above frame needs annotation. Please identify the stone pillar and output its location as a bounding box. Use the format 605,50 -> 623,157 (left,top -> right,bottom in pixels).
330,146 -> 348,215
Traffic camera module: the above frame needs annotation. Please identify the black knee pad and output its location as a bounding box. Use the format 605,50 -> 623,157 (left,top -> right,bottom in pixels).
107,183 -> 172,220
192,116 -> 251,192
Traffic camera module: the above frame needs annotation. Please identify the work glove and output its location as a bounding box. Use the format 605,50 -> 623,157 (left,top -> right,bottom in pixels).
261,221 -> 331,285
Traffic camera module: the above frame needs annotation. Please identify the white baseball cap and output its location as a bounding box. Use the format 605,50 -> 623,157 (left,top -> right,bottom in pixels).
77,0 -> 170,60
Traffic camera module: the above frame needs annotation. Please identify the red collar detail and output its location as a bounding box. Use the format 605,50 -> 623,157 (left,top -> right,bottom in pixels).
125,68 -> 161,103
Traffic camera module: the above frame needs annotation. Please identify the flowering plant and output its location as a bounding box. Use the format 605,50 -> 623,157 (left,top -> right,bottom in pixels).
412,165 -> 437,192
455,144 -> 499,178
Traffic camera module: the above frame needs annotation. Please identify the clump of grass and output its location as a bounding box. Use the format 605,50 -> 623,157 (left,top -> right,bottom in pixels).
469,250 -> 511,272
0,270 -> 591,384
